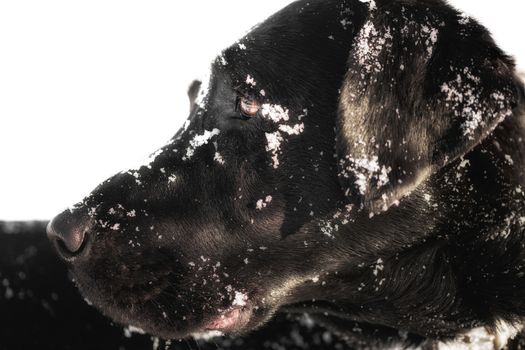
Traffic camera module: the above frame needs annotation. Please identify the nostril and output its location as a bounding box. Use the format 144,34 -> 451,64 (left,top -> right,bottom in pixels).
47,221 -> 85,253
47,210 -> 91,260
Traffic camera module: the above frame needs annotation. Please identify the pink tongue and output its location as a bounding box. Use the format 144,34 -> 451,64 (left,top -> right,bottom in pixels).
206,309 -> 243,331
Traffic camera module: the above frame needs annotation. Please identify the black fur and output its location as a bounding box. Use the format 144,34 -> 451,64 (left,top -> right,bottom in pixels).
46,0 -> 525,348
0,222 -> 366,350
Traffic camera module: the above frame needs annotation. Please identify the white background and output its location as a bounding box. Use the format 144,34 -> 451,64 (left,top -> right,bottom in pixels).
0,1 -> 524,220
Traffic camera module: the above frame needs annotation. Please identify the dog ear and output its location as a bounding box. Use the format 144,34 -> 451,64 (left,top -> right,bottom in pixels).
188,80 -> 202,109
336,5 -> 522,215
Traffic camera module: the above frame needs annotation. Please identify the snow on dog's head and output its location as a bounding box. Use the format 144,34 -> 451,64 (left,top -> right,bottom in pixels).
47,0 -> 525,346
45,0 -> 356,339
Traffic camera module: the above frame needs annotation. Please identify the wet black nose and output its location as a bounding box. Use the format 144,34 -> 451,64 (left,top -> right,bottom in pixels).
47,210 -> 92,261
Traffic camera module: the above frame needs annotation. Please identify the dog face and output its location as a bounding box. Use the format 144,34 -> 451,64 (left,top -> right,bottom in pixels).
47,1 -> 359,338
48,0 -> 525,343
58,69 -> 343,338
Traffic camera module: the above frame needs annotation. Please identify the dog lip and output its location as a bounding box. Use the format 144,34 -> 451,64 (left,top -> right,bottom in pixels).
204,306 -> 253,332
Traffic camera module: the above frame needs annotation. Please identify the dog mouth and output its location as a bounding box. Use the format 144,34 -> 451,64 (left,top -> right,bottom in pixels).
71,246 -> 280,338
77,268 -> 264,337
127,296 -> 261,339
203,305 -> 254,334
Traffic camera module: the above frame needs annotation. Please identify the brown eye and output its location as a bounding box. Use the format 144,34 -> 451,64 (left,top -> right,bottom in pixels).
238,96 -> 260,117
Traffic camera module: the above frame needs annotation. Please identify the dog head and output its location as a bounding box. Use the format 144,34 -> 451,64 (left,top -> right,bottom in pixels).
47,0 -> 523,340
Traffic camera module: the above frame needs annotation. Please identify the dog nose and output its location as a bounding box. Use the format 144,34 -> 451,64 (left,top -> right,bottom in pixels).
47,210 -> 91,260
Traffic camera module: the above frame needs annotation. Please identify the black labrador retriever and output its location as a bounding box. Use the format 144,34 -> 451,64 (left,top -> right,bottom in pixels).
46,0 -> 525,348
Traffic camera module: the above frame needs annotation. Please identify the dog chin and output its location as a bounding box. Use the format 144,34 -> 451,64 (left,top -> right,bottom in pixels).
117,307 -> 270,340
79,284 -> 275,340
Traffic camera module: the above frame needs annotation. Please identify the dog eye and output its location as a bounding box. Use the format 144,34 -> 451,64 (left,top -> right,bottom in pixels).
237,96 -> 261,117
